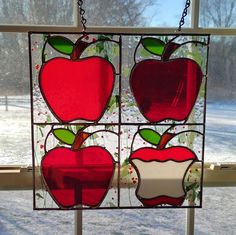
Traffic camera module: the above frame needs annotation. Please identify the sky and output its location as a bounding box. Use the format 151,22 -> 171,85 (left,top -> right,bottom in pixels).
143,0 -> 190,27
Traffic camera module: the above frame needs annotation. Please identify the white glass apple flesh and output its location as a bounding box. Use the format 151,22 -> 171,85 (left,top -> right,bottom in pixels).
129,146 -> 197,206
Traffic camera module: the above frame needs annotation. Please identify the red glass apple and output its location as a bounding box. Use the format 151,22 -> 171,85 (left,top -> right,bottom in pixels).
39,36 -> 115,123
129,130 -> 198,207
41,130 -> 115,208
130,39 -> 203,123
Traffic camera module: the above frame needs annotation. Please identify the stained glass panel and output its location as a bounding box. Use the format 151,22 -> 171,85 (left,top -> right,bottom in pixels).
29,32 -> 209,209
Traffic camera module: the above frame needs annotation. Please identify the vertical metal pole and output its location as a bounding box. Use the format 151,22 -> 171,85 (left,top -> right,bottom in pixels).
74,0 -> 83,233
187,1 -> 199,235
186,208 -> 195,235
74,210 -> 83,235
5,95 -> 8,111
191,0 -> 200,29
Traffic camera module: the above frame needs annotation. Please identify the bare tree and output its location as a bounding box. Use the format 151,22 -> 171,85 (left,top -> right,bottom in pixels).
84,0 -> 156,26
0,0 -> 73,95
200,0 -> 236,100
0,0 -> 156,95
201,0 -> 236,28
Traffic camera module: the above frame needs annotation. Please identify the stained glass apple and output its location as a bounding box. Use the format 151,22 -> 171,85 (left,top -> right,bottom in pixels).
129,128 -> 198,207
130,38 -> 203,123
41,128 -> 115,208
39,36 -> 115,123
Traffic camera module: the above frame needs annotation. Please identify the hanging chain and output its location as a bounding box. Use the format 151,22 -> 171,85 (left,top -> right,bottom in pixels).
177,0 -> 191,31
77,0 -> 87,32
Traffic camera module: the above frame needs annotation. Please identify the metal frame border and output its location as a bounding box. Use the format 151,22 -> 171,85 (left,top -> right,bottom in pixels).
29,31 -> 209,210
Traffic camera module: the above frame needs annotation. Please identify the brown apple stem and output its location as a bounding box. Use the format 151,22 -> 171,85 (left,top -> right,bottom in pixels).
158,133 -> 176,150
70,40 -> 89,61
158,129 -> 203,150
162,42 -> 180,61
72,132 -> 90,150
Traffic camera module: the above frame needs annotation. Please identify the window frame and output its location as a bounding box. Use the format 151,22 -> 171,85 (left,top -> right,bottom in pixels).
0,0 -> 236,35
0,0 -> 236,234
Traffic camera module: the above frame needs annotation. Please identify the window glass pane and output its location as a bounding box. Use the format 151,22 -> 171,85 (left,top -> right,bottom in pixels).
84,0 -> 191,27
0,192 -> 186,234
200,0 -> 236,28
195,187 -> 236,234
84,209 -> 186,234
1,31 -> 235,166
205,36 -> 236,162
0,191 -> 74,234
0,33 -> 31,165
0,0 -> 74,25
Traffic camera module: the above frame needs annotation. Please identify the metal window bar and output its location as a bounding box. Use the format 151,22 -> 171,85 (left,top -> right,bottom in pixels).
191,0 -> 200,29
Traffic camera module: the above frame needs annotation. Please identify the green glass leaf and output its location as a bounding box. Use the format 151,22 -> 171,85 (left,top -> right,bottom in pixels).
43,34 -> 49,41
53,129 -> 76,145
139,129 -> 161,145
36,193 -> 44,199
39,127 -> 44,138
122,158 -> 129,167
141,38 -> 165,56
48,36 -> 74,55
108,202 -> 116,207
76,125 -> 85,132
140,47 -> 153,58
121,164 -> 129,178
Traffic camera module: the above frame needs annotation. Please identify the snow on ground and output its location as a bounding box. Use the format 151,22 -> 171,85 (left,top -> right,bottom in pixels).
205,102 -> 236,162
0,188 -> 235,235
0,99 -> 236,234
0,108 -> 31,165
0,99 -> 235,165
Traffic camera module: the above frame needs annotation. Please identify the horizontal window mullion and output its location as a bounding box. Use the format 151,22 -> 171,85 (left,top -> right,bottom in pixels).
0,24 -> 81,33
82,27 -> 236,35
0,165 -> 236,190
1,25 -> 236,35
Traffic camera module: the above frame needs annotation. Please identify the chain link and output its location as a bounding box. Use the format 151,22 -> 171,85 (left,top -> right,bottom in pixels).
77,0 -> 87,32
177,0 -> 191,31
77,0 -> 190,32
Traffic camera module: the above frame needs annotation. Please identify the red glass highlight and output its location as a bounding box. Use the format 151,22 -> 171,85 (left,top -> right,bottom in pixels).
39,57 -> 115,123
41,146 -> 114,208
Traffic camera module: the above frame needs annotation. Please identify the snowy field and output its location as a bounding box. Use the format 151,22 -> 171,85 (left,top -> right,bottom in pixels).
0,188 -> 235,234
0,98 -> 236,234
205,102 -> 236,162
